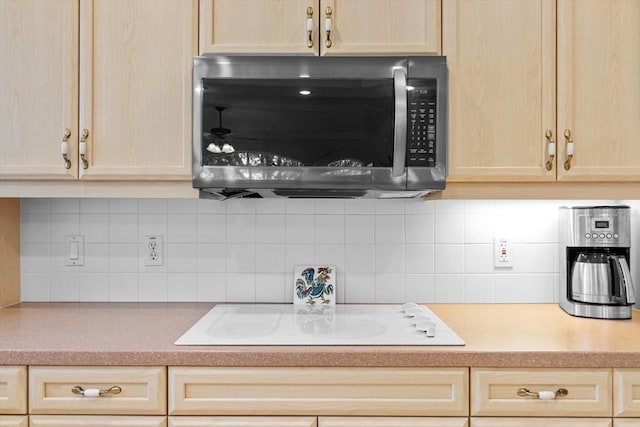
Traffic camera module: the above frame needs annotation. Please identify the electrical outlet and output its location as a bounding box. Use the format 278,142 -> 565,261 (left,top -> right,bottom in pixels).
494,236 -> 513,268
144,235 -> 164,266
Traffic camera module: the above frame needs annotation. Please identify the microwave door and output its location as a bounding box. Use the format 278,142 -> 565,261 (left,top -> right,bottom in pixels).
200,78 -> 396,170
392,68 -> 407,177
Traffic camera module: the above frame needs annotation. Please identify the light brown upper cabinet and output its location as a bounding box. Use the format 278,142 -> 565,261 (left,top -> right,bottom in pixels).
556,0 -> 640,182
444,0 -> 640,183
0,0 -> 78,180
0,0 -> 196,181
200,0 -> 441,56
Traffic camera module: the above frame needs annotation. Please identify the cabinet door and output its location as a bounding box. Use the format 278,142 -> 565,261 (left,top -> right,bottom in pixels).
29,416 -> 166,427
471,368 -> 612,417
614,368 -> 640,417
0,366 -> 26,415
556,0 -> 640,181
0,417 -> 28,427
320,0 -> 441,56
319,417 -> 468,427
443,0 -> 556,182
470,419 -> 611,427
614,420 -> 640,427
79,0 -> 196,180
29,366 -> 166,415
169,367 -> 468,416
169,417 -> 317,427
200,0 -> 319,55
0,0 -> 78,180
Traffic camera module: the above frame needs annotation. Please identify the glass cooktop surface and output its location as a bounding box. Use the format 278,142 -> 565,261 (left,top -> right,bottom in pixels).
175,304 -> 465,346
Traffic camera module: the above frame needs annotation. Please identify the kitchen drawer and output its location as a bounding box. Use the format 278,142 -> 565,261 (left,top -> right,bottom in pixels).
614,420 -> 640,427
168,417 -> 317,427
470,419 -> 611,427
0,367 -> 27,414
29,366 -> 166,415
319,417 -> 469,427
29,415 -> 166,427
169,367 -> 469,416
615,368 -> 640,417
0,417 -> 28,427
471,368 -> 612,417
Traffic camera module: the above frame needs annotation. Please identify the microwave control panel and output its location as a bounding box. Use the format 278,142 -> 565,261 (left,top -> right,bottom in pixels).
407,78 -> 438,167
407,79 -> 438,167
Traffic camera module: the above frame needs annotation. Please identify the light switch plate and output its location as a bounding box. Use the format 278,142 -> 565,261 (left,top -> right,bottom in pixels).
65,235 -> 85,266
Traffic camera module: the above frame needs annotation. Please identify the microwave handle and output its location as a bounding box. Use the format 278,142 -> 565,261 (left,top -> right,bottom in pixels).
392,68 -> 407,177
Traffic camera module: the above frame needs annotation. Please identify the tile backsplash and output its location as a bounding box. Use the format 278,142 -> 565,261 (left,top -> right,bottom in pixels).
20,198 -> 640,304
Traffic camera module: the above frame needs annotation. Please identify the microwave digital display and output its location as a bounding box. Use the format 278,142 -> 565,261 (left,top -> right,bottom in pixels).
595,220 -> 610,229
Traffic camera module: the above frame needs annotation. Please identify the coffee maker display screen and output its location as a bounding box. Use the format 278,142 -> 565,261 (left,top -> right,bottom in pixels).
590,217 -> 614,233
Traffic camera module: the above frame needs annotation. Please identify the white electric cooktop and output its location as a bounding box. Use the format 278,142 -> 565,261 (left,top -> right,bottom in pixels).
175,304 -> 465,346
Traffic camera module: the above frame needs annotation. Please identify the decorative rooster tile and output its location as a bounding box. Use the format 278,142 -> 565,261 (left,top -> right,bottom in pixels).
293,265 -> 336,305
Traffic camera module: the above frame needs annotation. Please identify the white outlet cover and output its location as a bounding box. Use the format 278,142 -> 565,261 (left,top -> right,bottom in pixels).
494,236 -> 513,268
144,235 -> 164,266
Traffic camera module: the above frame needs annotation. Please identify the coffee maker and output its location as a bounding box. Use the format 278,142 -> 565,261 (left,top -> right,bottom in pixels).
559,206 -> 635,319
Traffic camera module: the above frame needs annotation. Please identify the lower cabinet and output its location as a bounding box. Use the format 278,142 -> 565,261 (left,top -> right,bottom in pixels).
0,417 -> 28,427
26,366 -> 167,427
471,368 -> 612,417
613,369 -> 640,426
4,363 -> 640,427
614,421 -> 640,427
168,417 -> 317,427
467,367 -> 640,426
28,366 -> 166,415
470,419 -> 612,427
169,367 -> 469,416
168,368 -> 469,427
0,366 -> 27,427
0,367 -> 26,415
471,368 -> 613,426
319,417 -> 469,427
167,416 -> 469,427
615,369 -> 640,417
29,415 -> 166,427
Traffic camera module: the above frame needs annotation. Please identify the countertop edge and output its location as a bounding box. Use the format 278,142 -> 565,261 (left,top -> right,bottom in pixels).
4,349 -> 640,368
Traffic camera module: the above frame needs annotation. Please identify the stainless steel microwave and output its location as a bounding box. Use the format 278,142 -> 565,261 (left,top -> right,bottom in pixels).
192,55 -> 448,199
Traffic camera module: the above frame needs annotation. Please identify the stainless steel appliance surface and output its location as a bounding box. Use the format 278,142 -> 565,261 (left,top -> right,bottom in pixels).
192,55 -> 448,200
559,205 -> 635,319
175,304 -> 464,346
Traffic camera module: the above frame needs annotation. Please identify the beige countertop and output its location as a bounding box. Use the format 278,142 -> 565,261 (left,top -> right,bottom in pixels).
1,302 -> 640,367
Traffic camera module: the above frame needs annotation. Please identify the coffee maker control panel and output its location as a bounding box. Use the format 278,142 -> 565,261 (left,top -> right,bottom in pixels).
583,218 -> 621,241
565,206 -> 631,247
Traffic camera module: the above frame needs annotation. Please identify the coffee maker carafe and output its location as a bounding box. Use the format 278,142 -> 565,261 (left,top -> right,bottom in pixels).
559,206 -> 635,319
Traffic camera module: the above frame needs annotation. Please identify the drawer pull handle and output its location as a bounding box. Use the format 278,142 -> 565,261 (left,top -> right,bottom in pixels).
517,387 -> 568,400
71,385 -> 122,397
